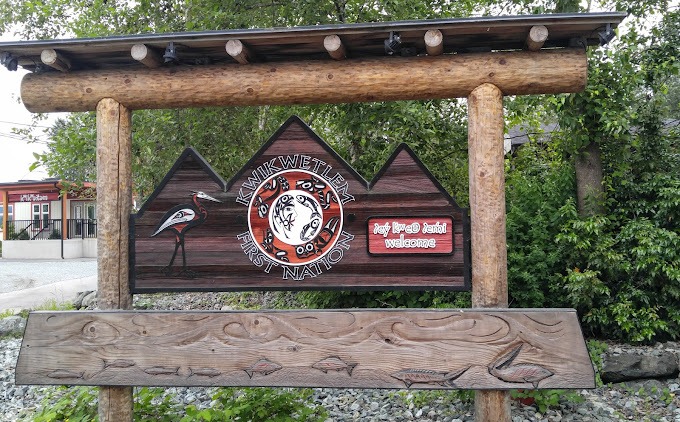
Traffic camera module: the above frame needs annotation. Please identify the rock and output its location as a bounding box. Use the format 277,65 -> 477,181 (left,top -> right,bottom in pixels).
0,316 -> 26,336
602,352 -> 679,383
72,290 -> 93,309
81,291 -> 97,308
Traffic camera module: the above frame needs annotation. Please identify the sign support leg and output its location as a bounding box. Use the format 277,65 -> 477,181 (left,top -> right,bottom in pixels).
96,97 -> 133,421
468,83 -> 510,421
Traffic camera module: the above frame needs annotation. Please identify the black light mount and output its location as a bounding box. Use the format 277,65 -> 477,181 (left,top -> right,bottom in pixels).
598,23 -> 615,46
1,52 -> 18,71
384,31 -> 402,55
163,42 -> 179,64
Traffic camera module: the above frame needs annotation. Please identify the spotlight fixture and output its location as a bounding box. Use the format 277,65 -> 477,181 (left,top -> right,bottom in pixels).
163,42 -> 179,64
598,23 -> 615,46
384,31 -> 401,55
1,52 -> 18,71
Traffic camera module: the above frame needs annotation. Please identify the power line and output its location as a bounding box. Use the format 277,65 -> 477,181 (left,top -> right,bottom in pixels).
0,119 -> 53,129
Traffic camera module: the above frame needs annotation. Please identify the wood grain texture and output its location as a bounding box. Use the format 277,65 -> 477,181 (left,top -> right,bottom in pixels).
40,49 -> 71,72
131,44 -> 162,68
526,25 -> 549,51
96,98 -> 133,421
131,118 -> 470,292
16,309 -> 595,389
468,84 -> 509,421
20,49 -> 587,112
468,84 -> 507,308
225,39 -> 252,64
324,35 -> 346,60
424,29 -> 444,56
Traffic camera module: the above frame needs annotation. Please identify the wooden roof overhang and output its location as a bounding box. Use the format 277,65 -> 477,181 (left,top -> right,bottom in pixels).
0,180 -> 95,193
0,12 -> 626,113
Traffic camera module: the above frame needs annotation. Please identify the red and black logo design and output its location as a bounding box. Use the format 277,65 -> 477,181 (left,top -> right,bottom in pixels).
247,169 -> 343,266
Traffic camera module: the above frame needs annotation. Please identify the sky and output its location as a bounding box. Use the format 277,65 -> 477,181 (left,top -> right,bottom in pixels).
0,64 -> 53,183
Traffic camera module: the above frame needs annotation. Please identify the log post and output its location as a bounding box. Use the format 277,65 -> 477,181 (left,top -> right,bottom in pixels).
96,98 -> 133,422
2,190 -> 7,241
467,83 -> 509,422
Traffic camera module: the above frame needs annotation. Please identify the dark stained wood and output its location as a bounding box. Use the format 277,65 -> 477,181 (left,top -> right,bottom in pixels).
130,116 -> 471,292
20,49 -> 587,112
16,309 -> 595,389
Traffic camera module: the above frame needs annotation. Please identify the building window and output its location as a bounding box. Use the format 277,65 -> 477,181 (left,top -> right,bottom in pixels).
33,204 -> 40,227
32,203 -> 49,229
0,204 -> 10,222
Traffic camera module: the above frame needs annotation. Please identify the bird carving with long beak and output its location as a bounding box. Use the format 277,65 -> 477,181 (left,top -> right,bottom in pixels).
151,191 -> 221,277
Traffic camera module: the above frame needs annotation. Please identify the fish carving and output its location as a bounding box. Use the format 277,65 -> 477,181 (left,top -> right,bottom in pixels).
244,358 -> 282,378
391,366 -> 469,388
189,367 -> 222,378
143,366 -> 180,376
312,356 -> 357,376
104,359 -> 136,369
488,343 -> 553,388
47,369 -> 84,379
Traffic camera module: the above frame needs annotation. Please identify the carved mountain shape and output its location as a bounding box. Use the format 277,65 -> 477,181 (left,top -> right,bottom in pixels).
131,116 -> 470,292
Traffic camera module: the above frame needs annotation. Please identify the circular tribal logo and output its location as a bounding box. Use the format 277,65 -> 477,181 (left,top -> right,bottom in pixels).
247,169 -> 343,266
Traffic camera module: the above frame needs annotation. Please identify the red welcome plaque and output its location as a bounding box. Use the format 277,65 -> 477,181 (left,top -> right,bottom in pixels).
368,216 -> 454,255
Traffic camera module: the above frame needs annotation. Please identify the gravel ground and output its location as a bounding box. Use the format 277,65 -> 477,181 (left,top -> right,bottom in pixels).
1,291 -> 679,421
0,259 -> 96,294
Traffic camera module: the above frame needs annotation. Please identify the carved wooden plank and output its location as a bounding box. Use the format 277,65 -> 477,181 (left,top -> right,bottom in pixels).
16,309 -> 594,389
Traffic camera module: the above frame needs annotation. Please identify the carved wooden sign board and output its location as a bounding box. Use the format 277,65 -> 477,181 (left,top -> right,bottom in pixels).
16,309 -> 595,390
130,116 -> 471,292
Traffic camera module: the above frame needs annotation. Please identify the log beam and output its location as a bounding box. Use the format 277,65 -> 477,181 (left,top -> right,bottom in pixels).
40,49 -> 71,72
526,25 -> 549,51
468,83 -> 509,421
324,35 -> 346,60
96,98 -> 133,422
131,44 -> 163,68
226,39 -> 252,64
21,48 -> 587,113
424,29 -> 444,56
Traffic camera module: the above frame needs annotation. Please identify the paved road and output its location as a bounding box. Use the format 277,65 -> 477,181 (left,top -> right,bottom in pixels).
0,258 -> 97,312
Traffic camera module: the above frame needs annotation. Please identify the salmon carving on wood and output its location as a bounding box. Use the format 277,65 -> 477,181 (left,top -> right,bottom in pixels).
130,116 -> 471,292
16,309 -> 595,389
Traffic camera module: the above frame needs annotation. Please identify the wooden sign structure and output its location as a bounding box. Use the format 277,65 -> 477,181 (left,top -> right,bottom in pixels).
130,116 -> 470,292
2,13 -> 627,422
19,117 -> 593,392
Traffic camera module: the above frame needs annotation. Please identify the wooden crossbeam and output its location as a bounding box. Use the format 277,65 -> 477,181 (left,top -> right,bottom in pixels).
16,309 -> 594,389
40,49 -> 71,72
324,35 -> 346,60
20,49 -> 586,113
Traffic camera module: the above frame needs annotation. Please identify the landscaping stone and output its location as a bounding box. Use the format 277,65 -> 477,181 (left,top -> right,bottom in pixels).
601,352 -> 679,383
0,316 -> 26,337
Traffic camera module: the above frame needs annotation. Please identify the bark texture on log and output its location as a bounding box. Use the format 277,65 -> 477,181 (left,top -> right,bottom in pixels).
21,49 -> 587,112
468,83 -> 510,422
96,98 -> 133,422
16,309 -> 595,389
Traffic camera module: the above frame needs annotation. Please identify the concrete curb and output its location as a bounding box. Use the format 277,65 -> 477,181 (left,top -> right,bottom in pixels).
0,275 -> 97,313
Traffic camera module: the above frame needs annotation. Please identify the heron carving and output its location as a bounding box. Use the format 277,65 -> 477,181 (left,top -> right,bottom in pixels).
151,191 -> 221,276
